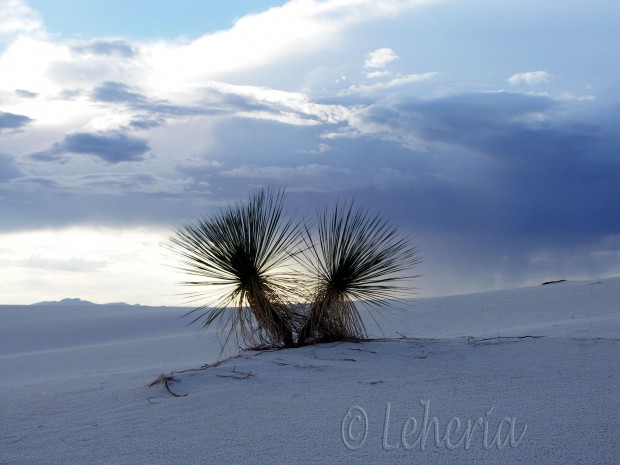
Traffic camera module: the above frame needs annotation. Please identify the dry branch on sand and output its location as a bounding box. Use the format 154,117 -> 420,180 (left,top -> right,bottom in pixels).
147,374 -> 187,397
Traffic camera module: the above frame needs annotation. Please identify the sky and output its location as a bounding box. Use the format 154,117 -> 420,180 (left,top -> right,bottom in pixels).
1,0 -> 619,305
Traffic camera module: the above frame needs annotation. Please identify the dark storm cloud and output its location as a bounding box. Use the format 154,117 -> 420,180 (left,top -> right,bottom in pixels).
354,91 -> 620,244
357,91 -> 618,171
394,94 -> 620,194
72,39 -> 136,57
391,93 -> 609,170
31,132 -> 150,164
0,111 -> 31,130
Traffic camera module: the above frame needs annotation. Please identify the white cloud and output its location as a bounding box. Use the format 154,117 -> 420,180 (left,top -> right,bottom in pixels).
11,256 -> 109,272
558,92 -> 596,102
366,70 -> 392,79
507,71 -> 551,86
0,0 -> 44,38
177,157 -> 223,170
364,47 -> 398,68
0,0 -> 443,152
0,36 -> 71,95
0,0 -> 436,101
344,71 -> 440,95
201,80 -> 351,125
297,142 -> 332,154
143,1 -> 427,93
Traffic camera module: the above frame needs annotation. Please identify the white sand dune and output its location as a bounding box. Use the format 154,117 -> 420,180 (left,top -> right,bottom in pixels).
1,277 -> 620,464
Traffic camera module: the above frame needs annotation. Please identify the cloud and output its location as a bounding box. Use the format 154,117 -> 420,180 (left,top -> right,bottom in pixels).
0,0 -> 43,38
91,81 -> 146,104
344,72 -> 440,95
73,172 -> 192,195
1,0 -> 619,303
338,91 -> 620,233
0,152 -> 22,181
11,256 -> 109,272
329,91 -> 555,147
558,92 -> 596,102
87,79 -> 339,132
71,39 -> 135,57
508,71 -> 551,86
388,92 -> 606,170
87,81 -> 222,131
221,163 -> 361,192
1,175 -> 58,192
0,0 -> 422,141
3,167 -> 196,197
45,46 -> 137,90
0,0 -> 433,108
32,132 -> 151,163
364,48 -> 398,68
142,1 -> 429,90
197,81 -> 351,125
15,88 -> 38,98
128,117 -> 163,130
177,157 -> 224,173
0,36 -> 72,95
0,111 -> 31,129
222,163 -> 336,178
296,142 -> 332,154
366,70 -> 392,79
62,132 -> 151,163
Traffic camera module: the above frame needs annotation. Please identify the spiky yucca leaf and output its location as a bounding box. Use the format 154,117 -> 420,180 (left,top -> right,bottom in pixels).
298,202 -> 421,344
166,189 -> 302,348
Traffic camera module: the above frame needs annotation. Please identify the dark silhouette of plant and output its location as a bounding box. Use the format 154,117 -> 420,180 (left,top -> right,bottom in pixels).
166,189 -> 302,348
167,189 -> 420,349
296,201 -> 421,345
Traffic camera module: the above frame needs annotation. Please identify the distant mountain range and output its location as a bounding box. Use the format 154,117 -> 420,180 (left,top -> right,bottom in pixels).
32,298 -> 136,307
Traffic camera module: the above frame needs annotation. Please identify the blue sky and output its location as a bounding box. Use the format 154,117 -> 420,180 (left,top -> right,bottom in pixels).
26,0 -> 285,40
1,0 -> 619,304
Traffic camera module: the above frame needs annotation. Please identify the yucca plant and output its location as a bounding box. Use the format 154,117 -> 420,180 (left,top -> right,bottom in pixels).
166,189 -> 303,349
296,202 -> 421,345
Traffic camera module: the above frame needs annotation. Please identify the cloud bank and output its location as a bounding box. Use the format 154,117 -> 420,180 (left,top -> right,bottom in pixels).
1,0 -> 619,303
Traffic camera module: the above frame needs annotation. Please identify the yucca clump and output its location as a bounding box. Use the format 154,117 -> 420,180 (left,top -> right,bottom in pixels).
296,202 -> 421,345
167,189 -> 420,349
166,189 -> 303,348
